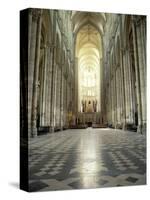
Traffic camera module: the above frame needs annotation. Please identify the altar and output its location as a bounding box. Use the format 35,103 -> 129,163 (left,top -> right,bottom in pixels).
77,112 -> 101,125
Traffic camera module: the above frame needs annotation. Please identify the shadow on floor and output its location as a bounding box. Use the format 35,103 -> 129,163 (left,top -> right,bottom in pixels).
9,182 -> 19,189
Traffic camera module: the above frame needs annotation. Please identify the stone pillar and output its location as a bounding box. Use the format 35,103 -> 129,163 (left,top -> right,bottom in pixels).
30,9 -> 42,137
75,57 -> 78,115
51,61 -> 57,131
60,64 -> 64,129
56,66 -> 61,127
114,70 -> 117,128
120,48 -> 126,129
66,78 -> 69,127
28,9 -> 38,137
115,69 -> 118,128
119,59 -> 124,127
117,67 -> 121,125
123,49 -> 130,124
118,67 -> 122,124
40,45 -> 48,126
28,9 -> 33,59
126,48 -> 134,124
111,77 -> 114,126
134,17 -> 146,134
123,47 -> 134,126
116,67 -> 120,126
53,65 -> 58,128
45,45 -> 52,127
63,75 -> 67,127
107,53 -> 112,125
49,46 -> 56,133
132,18 -> 142,133
66,76 -> 68,127
39,50 -> 44,127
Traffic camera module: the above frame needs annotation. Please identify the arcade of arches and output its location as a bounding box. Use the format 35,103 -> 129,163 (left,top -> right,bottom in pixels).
21,9 -> 146,137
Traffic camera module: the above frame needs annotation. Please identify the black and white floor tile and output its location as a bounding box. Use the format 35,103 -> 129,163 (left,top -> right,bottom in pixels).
28,128 -> 146,192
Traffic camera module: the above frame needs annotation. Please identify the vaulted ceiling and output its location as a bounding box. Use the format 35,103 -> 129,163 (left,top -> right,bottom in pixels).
73,11 -> 107,65
74,11 -> 106,71
71,11 -> 106,36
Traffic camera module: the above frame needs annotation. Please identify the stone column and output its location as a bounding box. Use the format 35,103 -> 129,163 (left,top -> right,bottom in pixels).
116,37 -> 122,126
53,65 -> 58,128
123,47 -> 133,126
107,53 -> 112,125
119,67 -> 123,125
46,45 -> 52,127
119,60 -> 124,127
134,17 -> 146,134
60,64 -> 64,129
28,9 -> 38,137
119,18 -> 126,129
107,80 -> 110,123
66,76 -> 68,127
40,45 -> 48,126
49,11 -> 57,133
75,57 -> 78,115
120,48 -> 127,129
115,68 -> 118,126
117,66 -> 121,126
39,50 -> 44,127
132,17 -> 142,133
44,46 -> 50,127
111,77 -> 114,126
28,9 -> 33,59
31,10 -> 42,137
50,60 -> 57,132
63,75 -> 67,127
126,48 -> 134,124
66,78 -> 69,127
116,68 -> 119,126
113,50 -> 117,128
56,66 -> 61,127
124,49 -> 129,124
49,46 -> 56,133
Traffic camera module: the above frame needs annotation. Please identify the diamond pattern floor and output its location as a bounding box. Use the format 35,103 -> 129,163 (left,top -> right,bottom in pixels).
28,128 -> 146,192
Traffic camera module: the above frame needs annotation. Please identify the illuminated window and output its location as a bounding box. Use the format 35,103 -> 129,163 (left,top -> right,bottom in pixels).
82,67 -> 96,89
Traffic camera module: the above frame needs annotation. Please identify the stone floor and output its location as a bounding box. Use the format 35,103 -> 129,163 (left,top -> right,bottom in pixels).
28,128 -> 146,192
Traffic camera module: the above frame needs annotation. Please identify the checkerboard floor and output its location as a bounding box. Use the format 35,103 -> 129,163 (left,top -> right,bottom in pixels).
28,128 -> 146,191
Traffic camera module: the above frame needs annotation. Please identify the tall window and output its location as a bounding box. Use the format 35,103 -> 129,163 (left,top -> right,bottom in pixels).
81,67 -> 96,97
